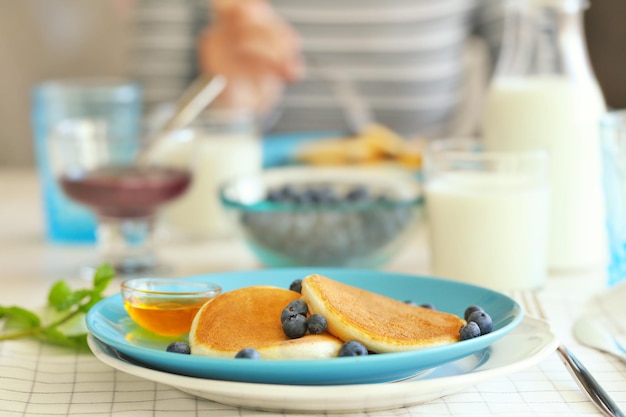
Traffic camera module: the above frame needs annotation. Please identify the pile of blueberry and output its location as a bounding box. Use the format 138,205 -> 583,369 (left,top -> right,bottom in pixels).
279,298 -> 369,357
238,183 -> 416,266
284,279 -> 369,357
266,184 -> 376,205
459,305 -> 493,341
280,299 -> 328,338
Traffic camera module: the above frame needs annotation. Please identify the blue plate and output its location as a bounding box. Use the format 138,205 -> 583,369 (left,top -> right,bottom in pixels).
86,268 -> 522,386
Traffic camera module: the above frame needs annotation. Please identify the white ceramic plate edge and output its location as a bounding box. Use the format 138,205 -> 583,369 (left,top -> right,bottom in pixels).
88,316 -> 558,414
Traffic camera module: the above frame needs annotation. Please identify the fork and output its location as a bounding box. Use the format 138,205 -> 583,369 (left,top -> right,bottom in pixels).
515,290 -> 625,417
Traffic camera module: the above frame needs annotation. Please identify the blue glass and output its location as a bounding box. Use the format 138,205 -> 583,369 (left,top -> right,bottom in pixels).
600,110 -> 626,286
31,78 -> 142,243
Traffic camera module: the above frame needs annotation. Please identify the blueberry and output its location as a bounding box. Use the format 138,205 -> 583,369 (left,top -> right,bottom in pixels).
376,194 -> 390,203
307,314 -> 328,334
459,322 -> 481,341
467,310 -> 493,335
165,341 -> 191,354
293,192 -> 314,205
282,314 -> 308,338
420,303 -> 436,310
464,305 -> 484,321
338,340 -> 369,357
308,186 -> 338,204
345,186 -> 370,202
267,188 -> 287,202
267,185 -> 300,203
289,279 -> 303,293
404,300 -> 418,306
280,299 -> 309,323
235,348 -> 261,359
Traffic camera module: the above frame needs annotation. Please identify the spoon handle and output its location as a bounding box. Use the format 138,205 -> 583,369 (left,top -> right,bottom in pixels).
137,74 -> 227,164
526,291 -> 625,417
158,74 -> 228,134
557,345 -> 625,417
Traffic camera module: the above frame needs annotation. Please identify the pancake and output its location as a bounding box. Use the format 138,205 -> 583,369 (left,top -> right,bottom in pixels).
300,274 -> 465,353
189,285 -> 343,359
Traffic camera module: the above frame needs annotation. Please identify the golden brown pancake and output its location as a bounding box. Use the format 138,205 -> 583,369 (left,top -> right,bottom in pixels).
301,274 -> 465,353
189,285 -> 343,359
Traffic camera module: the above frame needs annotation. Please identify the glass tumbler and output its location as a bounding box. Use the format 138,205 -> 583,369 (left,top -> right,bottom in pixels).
31,78 -> 142,243
600,110 -> 626,286
424,139 -> 550,291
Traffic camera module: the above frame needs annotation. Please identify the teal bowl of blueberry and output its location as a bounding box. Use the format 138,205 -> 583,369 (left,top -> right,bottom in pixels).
220,166 -> 423,268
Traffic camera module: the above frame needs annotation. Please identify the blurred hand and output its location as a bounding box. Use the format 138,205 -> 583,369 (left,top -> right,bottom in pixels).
199,0 -> 304,116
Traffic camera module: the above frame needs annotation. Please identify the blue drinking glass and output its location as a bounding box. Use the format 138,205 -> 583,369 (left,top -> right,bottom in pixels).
31,78 -> 142,243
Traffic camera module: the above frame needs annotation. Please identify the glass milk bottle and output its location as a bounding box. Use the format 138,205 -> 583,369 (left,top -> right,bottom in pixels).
148,109 -> 262,240
481,0 -> 607,270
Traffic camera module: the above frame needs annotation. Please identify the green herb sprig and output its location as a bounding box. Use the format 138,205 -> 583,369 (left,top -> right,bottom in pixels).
0,265 -> 115,351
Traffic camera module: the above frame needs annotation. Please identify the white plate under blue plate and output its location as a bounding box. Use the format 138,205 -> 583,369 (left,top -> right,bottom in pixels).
86,268 -> 523,386
88,316 -> 557,413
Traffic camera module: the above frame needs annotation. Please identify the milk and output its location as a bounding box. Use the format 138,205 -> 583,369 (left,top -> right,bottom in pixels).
482,76 -> 607,270
149,131 -> 262,239
426,172 -> 550,290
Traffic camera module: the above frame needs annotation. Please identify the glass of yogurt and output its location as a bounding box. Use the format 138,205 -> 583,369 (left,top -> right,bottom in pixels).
424,139 -> 550,291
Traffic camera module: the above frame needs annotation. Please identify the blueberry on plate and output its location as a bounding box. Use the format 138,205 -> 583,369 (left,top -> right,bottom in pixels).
283,314 -> 308,338
235,348 -> 261,359
459,322 -> 481,341
166,341 -> 191,354
464,305 -> 484,321
307,314 -> 328,334
280,299 -> 309,323
467,310 -> 493,335
338,340 -> 369,357
289,279 -> 303,293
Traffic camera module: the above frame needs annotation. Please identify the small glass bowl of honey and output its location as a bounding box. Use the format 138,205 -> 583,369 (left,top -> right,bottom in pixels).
121,278 -> 222,337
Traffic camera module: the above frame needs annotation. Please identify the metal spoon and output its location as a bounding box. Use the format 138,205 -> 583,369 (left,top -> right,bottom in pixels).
524,291 -> 625,417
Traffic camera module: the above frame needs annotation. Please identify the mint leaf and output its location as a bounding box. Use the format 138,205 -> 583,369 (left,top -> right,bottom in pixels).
93,264 -> 115,293
0,264 -> 115,350
0,306 -> 41,329
48,281 -> 74,310
40,327 -> 89,352
79,292 -> 105,313
49,281 -> 95,312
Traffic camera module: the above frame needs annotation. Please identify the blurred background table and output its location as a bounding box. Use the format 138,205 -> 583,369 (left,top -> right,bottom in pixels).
1,167 -> 625,417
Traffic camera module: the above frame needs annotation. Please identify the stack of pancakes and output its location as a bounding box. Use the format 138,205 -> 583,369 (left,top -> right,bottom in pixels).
189,274 -> 465,359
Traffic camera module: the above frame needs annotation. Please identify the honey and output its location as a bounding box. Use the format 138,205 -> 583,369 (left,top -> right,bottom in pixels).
124,297 -> 209,336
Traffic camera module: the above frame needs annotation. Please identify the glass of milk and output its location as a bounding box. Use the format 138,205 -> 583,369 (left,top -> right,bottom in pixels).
147,109 -> 262,241
424,139 -> 550,291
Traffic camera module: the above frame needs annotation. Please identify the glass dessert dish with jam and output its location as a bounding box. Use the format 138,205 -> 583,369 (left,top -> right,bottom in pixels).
51,119 -> 192,276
